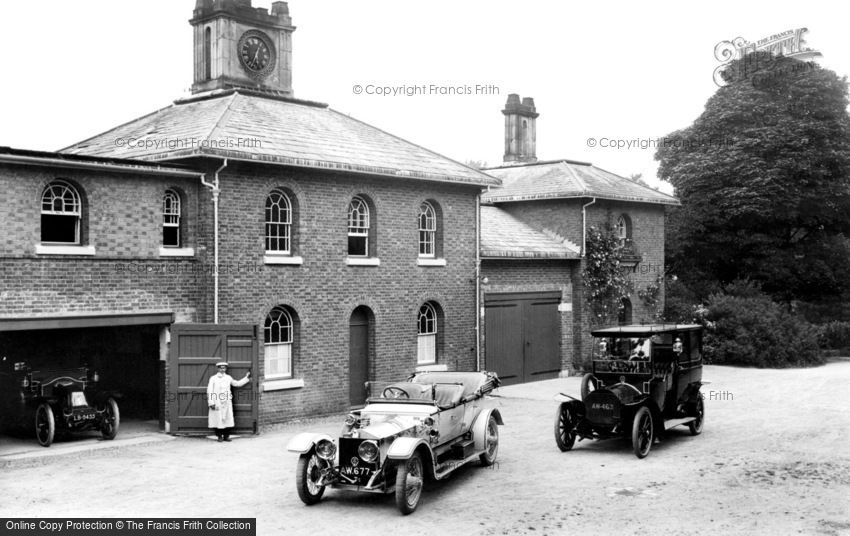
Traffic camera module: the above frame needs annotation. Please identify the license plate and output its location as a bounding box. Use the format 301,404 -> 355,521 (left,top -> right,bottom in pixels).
73,412 -> 95,422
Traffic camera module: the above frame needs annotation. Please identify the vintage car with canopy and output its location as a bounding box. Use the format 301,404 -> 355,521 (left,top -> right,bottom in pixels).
554,324 -> 706,458
0,358 -> 121,447
287,371 -> 502,514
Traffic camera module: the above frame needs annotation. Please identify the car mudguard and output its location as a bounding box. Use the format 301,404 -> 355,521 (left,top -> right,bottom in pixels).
286,432 -> 334,454
554,392 -> 579,403
386,437 -> 431,460
472,408 -> 503,452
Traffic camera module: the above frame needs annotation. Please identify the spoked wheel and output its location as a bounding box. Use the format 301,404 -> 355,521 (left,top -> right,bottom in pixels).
100,398 -> 120,440
296,451 -> 326,505
688,395 -> 704,436
395,452 -> 424,515
35,403 -> 55,447
580,374 -> 597,401
631,406 -> 654,459
479,415 -> 499,466
554,403 -> 577,452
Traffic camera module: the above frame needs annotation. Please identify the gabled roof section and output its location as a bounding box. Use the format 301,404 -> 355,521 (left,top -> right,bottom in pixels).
61,89 -> 498,187
480,206 -> 580,260
0,146 -> 198,177
481,159 -> 678,206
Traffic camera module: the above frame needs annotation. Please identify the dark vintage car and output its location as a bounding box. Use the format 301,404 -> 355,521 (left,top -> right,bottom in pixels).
554,324 -> 706,458
0,359 -> 121,447
287,371 -> 502,514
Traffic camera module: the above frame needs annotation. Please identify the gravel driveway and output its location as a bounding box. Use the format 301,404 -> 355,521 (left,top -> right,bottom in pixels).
1,363 -> 849,535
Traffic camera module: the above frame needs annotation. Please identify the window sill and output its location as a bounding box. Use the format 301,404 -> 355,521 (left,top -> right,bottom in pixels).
262,378 -> 305,391
346,257 -> 381,267
417,258 -> 446,267
35,244 -> 96,256
159,247 -> 195,257
415,363 -> 448,372
264,254 -> 304,265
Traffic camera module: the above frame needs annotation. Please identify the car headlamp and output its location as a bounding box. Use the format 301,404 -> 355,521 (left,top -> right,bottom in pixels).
316,439 -> 337,460
358,440 -> 379,463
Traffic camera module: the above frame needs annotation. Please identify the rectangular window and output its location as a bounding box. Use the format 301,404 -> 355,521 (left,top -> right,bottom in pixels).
41,215 -> 80,244
419,230 -> 435,257
348,234 -> 368,257
266,223 -> 291,253
163,225 -> 180,248
265,343 -> 292,379
417,334 -> 436,365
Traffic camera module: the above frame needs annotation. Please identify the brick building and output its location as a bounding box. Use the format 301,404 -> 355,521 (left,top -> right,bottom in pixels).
0,1 -> 497,433
479,94 -> 679,384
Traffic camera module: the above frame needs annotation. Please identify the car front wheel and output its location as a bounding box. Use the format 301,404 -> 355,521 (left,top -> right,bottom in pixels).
631,406 -> 653,459
688,395 -> 704,436
395,452 -> 424,515
35,403 -> 55,447
479,415 -> 499,466
554,403 -> 577,452
100,398 -> 120,440
295,451 -> 326,505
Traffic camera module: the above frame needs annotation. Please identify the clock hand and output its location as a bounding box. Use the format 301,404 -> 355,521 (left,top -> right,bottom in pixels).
252,46 -> 261,66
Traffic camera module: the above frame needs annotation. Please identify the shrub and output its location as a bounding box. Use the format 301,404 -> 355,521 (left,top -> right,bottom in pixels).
698,288 -> 824,368
818,321 -> 850,350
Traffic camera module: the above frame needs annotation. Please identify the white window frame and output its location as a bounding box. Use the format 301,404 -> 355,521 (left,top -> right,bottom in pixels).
163,189 -> 181,248
417,303 -> 438,365
348,196 -> 370,257
41,180 -> 81,245
265,190 -> 292,254
418,202 -> 436,258
264,307 -> 294,380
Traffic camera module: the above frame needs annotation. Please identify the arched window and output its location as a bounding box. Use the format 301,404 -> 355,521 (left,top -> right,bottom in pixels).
417,303 -> 438,365
265,190 -> 292,253
617,214 -> 632,246
264,306 -> 294,379
348,196 -> 370,256
162,190 -> 181,247
619,297 -> 633,325
418,202 -> 436,257
41,181 -> 82,244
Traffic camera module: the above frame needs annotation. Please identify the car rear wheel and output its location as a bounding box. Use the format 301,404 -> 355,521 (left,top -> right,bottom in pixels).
631,406 -> 653,459
35,403 -> 55,447
100,398 -> 120,440
395,452 -> 424,515
688,395 -> 704,436
296,451 -> 326,505
580,374 -> 597,401
479,415 -> 499,466
554,403 -> 577,452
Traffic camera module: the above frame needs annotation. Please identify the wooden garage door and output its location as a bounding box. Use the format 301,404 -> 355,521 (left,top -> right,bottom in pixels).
485,292 -> 561,386
169,324 -> 258,434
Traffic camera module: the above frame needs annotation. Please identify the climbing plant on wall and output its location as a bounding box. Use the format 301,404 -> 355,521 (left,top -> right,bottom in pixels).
582,225 -> 634,326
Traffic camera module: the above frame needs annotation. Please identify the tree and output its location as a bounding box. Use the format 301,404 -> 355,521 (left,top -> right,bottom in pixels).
657,51 -> 850,303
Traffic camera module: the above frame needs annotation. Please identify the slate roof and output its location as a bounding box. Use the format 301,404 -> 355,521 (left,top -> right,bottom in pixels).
61,89 -> 498,187
481,159 -> 678,206
480,206 -> 580,260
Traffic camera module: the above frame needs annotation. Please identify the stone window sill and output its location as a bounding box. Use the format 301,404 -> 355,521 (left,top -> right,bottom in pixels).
346,257 -> 381,267
35,244 -> 96,256
159,247 -> 195,257
417,258 -> 447,267
264,254 -> 304,265
262,378 -> 305,391
415,363 -> 447,372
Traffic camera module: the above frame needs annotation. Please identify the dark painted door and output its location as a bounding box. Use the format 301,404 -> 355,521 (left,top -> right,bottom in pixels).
349,308 -> 370,406
169,324 -> 258,434
485,292 -> 561,386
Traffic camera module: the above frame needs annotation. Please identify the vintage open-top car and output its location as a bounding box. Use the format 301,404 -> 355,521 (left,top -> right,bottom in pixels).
0,359 -> 120,447
287,370 -> 502,514
554,324 -> 706,458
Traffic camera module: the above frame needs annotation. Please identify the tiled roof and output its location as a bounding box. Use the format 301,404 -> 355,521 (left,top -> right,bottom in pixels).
481,159 -> 678,206
480,206 -> 580,260
61,89 -> 498,187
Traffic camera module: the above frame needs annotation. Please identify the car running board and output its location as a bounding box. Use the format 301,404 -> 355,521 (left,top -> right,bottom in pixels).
664,417 -> 696,430
433,451 -> 483,480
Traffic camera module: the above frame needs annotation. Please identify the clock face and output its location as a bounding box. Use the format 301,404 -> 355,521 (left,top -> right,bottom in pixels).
237,31 -> 275,77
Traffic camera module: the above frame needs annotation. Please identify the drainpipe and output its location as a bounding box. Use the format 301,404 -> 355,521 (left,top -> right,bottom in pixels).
581,197 -> 597,257
475,193 -> 482,371
201,159 -> 228,324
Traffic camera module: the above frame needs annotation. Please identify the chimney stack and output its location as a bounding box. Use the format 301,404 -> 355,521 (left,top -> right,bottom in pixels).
502,94 -> 538,164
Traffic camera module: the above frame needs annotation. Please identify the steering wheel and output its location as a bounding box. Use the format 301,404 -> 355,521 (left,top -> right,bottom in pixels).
382,386 -> 410,399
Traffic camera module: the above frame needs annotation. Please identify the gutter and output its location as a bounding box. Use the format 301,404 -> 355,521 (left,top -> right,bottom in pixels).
475,193 -> 482,372
200,159 -> 228,324
581,197 -> 597,257
0,153 -> 199,177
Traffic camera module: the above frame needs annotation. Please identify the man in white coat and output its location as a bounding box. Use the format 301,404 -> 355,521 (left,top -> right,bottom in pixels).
208,362 -> 251,442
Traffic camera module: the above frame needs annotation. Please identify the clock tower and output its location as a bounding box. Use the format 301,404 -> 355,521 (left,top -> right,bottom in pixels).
190,0 -> 295,95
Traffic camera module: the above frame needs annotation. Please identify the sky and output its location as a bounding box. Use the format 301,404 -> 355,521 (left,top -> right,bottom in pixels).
0,1 -> 847,190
